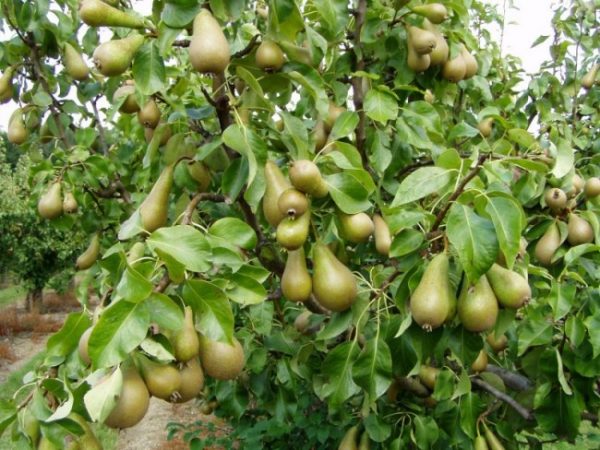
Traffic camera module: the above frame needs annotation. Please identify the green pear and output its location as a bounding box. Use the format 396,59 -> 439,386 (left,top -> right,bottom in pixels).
486,333 -> 508,353
484,424 -> 506,450
276,210 -> 311,250
324,101 -> 346,132
534,222 -> 561,266
173,306 -> 200,362
568,174 -> 584,197
38,436 -> 60,450
138,357 -> 181,400
104,368 -> 150,429
442,53 -> 466,82
38,182 -> 63,220
0,67 -> 14,104
339,212 -> 374,243
424,89 -> 435,103
203,147 -> 230,171
478,118 -> 493,137
407,26 -> 437,55
418,365 -> 440,390
174,358 -> 204,403
582,64 -> 599,89
281,247 -> 312,303
189,9 -> 230,74
8,108 -> 28,145
113,80 -> 139,113
139,164 -> 174,232
137,99 -> 161,129
127,242 -> 146,265
486,263 -> 531,309
312,242 -> 357,312
567,213 -> 594,245
294,310 -> 312,333
263,161 -> 291,227
76,234 -> 101,270
62,192 -> 78,214
199,335 -> 245,380
93,34 -> 144,77
411,3 -> 448,24
313,119 -> 328,151
289,160 -> 328,198
278,188 -> 309,218
358,431 -> 370,450
458,276 -> 498,333
338,426 -> 359,450
474,435 -> 490,450
407,43 -> 431,72
78,327 -> 92,365
424,22 -> 449,66
409,253 -> 453,331
255,40 -> 285,71
67,413 -> 101,450
584,177 -> 600,198
63,43 -> 89,80
471,350 -> 488,373
145,123 -> 172,145
79,0 -> 145,28
373,214 -> 392,256
461,45 -> 478,79
187,161 -> 211,192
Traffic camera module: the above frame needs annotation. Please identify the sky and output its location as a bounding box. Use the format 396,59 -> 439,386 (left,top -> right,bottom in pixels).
0,0 -> 554,132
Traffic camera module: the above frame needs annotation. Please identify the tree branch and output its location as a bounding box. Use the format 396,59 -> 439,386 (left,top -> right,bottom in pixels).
486,365 -> 534,392
181,192 -> 229,225
350,0 -> 369,171
91,96 -> 108,155
472,377 -> 534,421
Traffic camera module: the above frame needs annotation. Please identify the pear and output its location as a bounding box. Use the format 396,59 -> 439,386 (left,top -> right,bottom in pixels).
411,3 -> 448,24
339,212 -> 374,243
294,310 -> 312,333
146,123 -> 172,145
407,26 -> 437,55
312,242 -> 357,312
76,234 -> 101,270
486,263 -> 531,309
544,187 -> 567,211
484,425 -> 506,450
568,174 -> 584,197
461,45 -> 478,79
62,192 -> 78,214
478,118 -> 493,137
324,102 -> 346,132
104,368 -> 150,429
567,213 -> 594,245
486,333 -> 508,353
338,426 -> 359,450
137,99 -> 161,129
174,358 -> 204,403
471,350 -> 488,373
278,188 -> 309,217
187,161 -> 211,192
199,335 -> 245,380
79,0 -> 144,28
313,119 -> 328,151
424,89 -> 435,103
534,222 -> 561,266
418,365 -> 440,390
139,164 -> 174,232
276,210 -> 311,250
373,214 -> 392,256
139,357 -> 182,400
409,253 -> 453,331
38,182 -> 63,220
113,80 -> 139,113
263,161 -> 291,227
255,40 -> 285,71
189,9 -> 230,74
93,34 -> 144,77
127,241 -> 146,265
63,43 -> 89,81
428,31 -> 449,66
78,327 -> 93,365
584,177 -> 600,198
281,248 -> 312,303
358,432 -> 370,450
289,160 -> 328,198
474,435 -> 490,450
8,109 -> 28,145
442,54 -> 466,82
0,67 -> 14,104
407,44 -> 431,72
582,64 -> 599,89
173,306 -> 200,362
458,276 -> 499,333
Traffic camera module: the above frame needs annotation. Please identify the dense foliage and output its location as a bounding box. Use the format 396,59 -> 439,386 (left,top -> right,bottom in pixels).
0,0 -> 598,449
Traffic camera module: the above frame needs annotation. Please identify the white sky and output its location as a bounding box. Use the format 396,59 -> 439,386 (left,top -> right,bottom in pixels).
0,0 -> 553,132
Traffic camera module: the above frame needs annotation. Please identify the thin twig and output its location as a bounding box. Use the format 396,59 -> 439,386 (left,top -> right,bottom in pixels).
486,365 -> 534,392
232,34 -> 261,59
182,192 -> 228,225
472,377 -> 534,421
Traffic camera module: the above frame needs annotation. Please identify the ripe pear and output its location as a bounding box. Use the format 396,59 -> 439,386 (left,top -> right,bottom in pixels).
582,64 -> 599,89
38,182 -> 63,220
281,248 -> 312,303
534,222 -> 561,266
442,54 -> 466,82
187,161 -> 211,192
567,213 -> 594,245
407,26 -> 437,55
263,161 -> 291,227
339,212 -> 374,243
8,109 -> 28,145
544,187 -> 567,211
173,306 -> 200,362
478,118 -> 493,137
324,102 -> 346,132
199,335 -> 245,380
138,99 -> 161,129
411,3 -> 448,24
63,43 -> 89,80
139,164 -> 174,232
407,44 -> 431,72
278,188 -> 309,217
189,9 -> 230,74
418,365 -> 440,390
312,242 -> 357,312
276,210 -> 311,250
486,333 -> 508,353
0,67 -> 14,104
486,264 -> 531,309
584,177 -> 600,198
76,234 -> 101,270
289,160 -> 328,198
93,34 -> 144,77
474,435 -> 489,450
174,358 -> 204,403
294,310 -> 312,333
104,368 -> 150,429
471,350 -> 488,373
255,40 -> 285,71
458,276 -> 499,333
62,192 -> 78,214
313,119 -> 328,151
113,81 -> 139,113
409,253 -> 453,331
79,0 -> 144,28
484,425 -> 505,450
338,426 -> 359,450
139,357 -> 182,400
78,327 -> 93,365
461,45 -> 478,79
373,214 -> 392,256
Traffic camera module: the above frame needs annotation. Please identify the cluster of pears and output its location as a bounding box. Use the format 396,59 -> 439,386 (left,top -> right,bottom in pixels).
410,252 -> 531,333
535,176 -> 599,266
78,306 -> 245,429
337,425 -> 371,450
37,180 -> 79,219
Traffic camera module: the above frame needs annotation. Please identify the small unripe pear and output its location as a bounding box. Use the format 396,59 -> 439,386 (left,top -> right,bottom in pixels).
324,102 -> 346,132
263,161 -> 291,227
76,234 -> 101,270
424,89 -> 435,103
373,214 -> 392,256
461,45 -> 478,79
418,365 -> 440,390
582,64 -> 599,89
38,182 -> 63,220
173,306 -> 200,362
78,327 -> 93,365
478,118 -> 493,137
281,248 -> 312,303
407,43 -> 431,72
278,188 -> 309,217
174,358 -> 204,403
8,109 -> 28,145
312,242 -> 357,312
0,67 -> 14,104
411,3 -> 448,24
104,368 -> 150,429
486,333 -> 508,353
139,358 -> 182,400
113,81 -> 139,113
276,210 -> 311,250
294,310 -> 312,333
139,164 -> 174,232
63,43 -> 89,80
187,161 -> 211,192
93,34 -> 144,77
313,119 -> 328,151
474,435 -> 489,450
62,192 -> 78,214
486,264 -> 531,309
138,99 -> 161,129
338,426 -> 359,450
79,0 -> 145,28
471,350 -> 488,373
407,26 -> 437,55
458,276 -> 498,333
255,40 -> 285,71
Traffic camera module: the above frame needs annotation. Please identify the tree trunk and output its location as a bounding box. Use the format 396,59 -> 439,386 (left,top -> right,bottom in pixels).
26,288 -> 44,313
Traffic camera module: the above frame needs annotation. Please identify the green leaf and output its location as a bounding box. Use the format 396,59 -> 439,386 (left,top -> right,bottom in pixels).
89,300 -> 150,368
364,88 -> 398,123
413,416 -> 440,449
547,280 -> 575,321
44,312 -> 91,366
518,313 -> 553,356
391,167 -> 453,207
459,393 -> 478,438
507,128 -> 536,149
584,312 -> 600,359
389,229 -> 424,257
484,195 -> 524,269
0,400 -> 16,438
324,172 -> 371,214
161,1 -> 200,28
115,267 -> 153,303
285,69 -> 329,117
145,293 -> 184,331
364,413 -> 392,442
321,341 -> 360,406
84,367 -> 122,423
446,203 -> 498,283
208,218 -> 257,250
328,111 -> 359,142
352,337 -> 393,401
132,42 -> 166,95
555,348 -> 573,395
552,138 -> 574,179
147,225 -> 211,273
219,273 -> 267,306
280,112 -> 310,159
447,122 -> 480,142
182,280 -> 233,343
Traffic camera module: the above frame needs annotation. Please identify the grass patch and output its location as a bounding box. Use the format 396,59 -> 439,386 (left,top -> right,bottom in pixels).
0,285 -> 25,309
